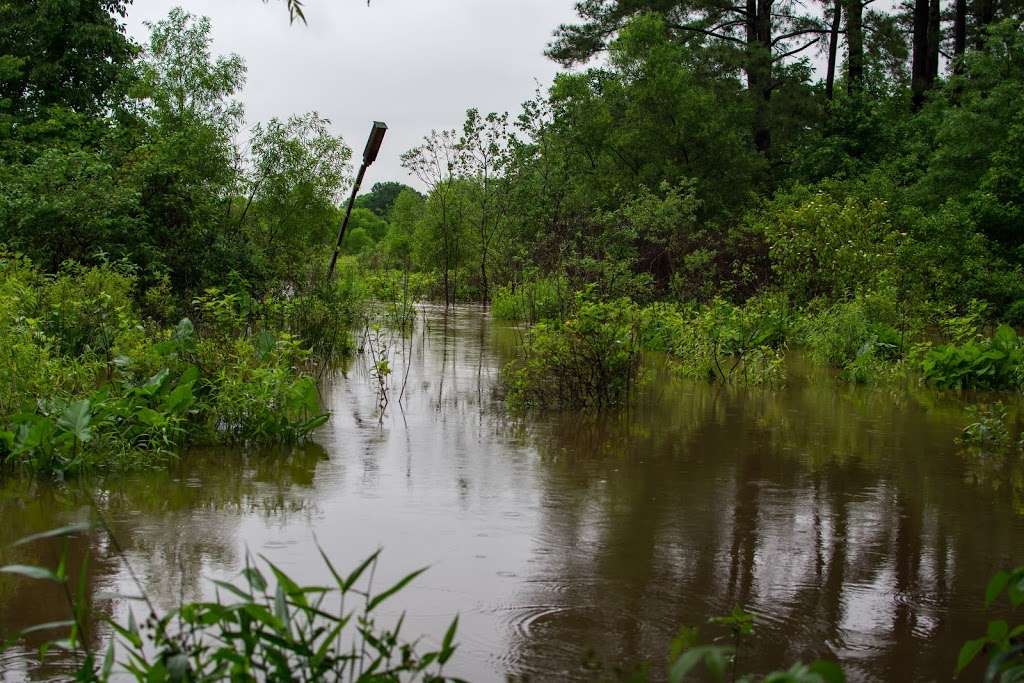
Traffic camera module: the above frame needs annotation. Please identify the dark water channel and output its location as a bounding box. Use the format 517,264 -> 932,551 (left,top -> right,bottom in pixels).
2,304 -> 1023,681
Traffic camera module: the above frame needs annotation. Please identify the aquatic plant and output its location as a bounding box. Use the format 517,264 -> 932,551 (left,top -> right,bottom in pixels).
0,523 -> 462,682
665,608 -> 844,682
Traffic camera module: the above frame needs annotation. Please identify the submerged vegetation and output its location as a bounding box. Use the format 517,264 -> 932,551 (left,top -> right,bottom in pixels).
0,255 -> 361,475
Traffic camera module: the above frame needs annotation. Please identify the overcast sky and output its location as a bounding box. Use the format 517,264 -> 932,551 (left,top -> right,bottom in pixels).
124,0 -> 580,190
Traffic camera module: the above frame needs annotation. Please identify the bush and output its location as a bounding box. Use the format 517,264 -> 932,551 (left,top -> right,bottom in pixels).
504,298 -> 642,409
491,274 -> 571,323
922,324 -> 1024,390
0,257 -> 341,475
798,291 -> 910,383
656,296 -> 790,386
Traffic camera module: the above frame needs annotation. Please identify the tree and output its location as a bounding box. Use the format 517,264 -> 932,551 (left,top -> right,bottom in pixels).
546,0 -> 828,154
247,112 -> 352,282
402,129 -> 465,306
458,109 -> 512,304
0,0 -> 136,124
355,181 -> 420,217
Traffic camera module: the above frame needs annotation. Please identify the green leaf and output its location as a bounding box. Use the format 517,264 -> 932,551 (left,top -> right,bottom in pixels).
439,614 -> 459,664
956,637 -> 987,675
13,522 -> 91,546
17,620 -> 75,636
343,550 -> 381,591
0,564 -> 62,581
808,660 -> 845,683
986,571 -> 1010,607
57,400 -> 92,443
366,566 -> 428,611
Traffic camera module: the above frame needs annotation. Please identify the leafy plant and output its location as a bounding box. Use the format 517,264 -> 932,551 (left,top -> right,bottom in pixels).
922,325 -> 1024,390
956,568 -> 1024,681
504,297 -> 642,409
1,523 -> 463,682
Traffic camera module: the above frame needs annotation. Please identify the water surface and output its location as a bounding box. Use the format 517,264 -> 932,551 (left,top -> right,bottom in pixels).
2,304 -> 1023,681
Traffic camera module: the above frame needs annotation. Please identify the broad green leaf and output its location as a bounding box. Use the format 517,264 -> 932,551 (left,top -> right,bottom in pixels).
986,571 -> 1010,607
57,400 -> 92,443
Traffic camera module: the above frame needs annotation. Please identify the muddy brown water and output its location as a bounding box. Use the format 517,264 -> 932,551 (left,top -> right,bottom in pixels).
1,304 -> 1023,681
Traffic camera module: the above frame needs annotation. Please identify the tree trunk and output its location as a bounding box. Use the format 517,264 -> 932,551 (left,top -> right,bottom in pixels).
826,0 -> 843,99
846,0 -> 864,93
747,0 -> 773,153
911,0 -> 930,109
927,0 -> 942,86
953,0 -> 967,73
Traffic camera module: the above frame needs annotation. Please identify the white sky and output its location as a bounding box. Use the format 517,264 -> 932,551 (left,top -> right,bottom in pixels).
125,0 -> 580,190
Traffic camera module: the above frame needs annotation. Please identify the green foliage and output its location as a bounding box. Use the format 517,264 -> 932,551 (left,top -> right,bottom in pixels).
922,325 -> 1024,390
799,292 -> 908,383
504,297 -> 642,409
956,567 -> 1024,681
0,258 -> 344,475
657,296 -> 791,386
762,190 -> 906,304
1,524 -> 462,681
490,274 -> 570,323
356,181 -> 422,218
666,609 -> 845,683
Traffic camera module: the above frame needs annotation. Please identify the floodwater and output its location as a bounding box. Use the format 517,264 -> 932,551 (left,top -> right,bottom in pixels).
2,304 -> 1023,681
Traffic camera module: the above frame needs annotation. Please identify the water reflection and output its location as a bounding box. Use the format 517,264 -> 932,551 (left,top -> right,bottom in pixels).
1,305 -> 1023,682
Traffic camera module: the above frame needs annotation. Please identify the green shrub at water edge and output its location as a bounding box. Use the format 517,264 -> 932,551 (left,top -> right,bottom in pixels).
504,297 -> 642,409
491,275 -> 570,324
655,295 -> 791,386
0,255 -> 345,475
922,325 -> 1024,390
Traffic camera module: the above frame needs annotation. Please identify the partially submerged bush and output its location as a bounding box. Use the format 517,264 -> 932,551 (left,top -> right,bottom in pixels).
0,255 -> 340,475
922,324 -> 1024,390
491,274 -> 571,324
504,298 -> 641,408
656,296 -> 790,386
798,290 -> 911,384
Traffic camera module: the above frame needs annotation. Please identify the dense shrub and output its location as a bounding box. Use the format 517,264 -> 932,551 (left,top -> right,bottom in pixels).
504,298 -> 642,408
0,255 -> 353,474
655,296 -> 790,386
491,274 -> 570,323
922,325 -> 1024,390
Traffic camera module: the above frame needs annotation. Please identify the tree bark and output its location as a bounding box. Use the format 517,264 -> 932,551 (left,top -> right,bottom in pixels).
826,0 -> 843,99
846,0 -> 864,94
927,0 -> 942,86
953,0 -> 967,72
911,0 -> 930,109
747,0 -> 773,153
